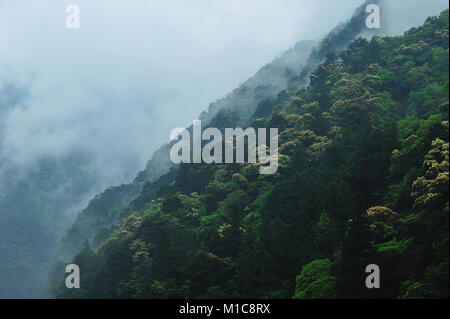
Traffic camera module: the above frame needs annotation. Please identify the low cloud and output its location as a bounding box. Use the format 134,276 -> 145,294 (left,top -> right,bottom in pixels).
0,0 -> 447,190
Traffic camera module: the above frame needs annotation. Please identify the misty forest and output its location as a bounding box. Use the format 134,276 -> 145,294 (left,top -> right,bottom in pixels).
0,1 -> 449,299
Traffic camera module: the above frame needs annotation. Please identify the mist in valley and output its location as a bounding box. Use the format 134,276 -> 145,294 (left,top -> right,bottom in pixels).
0,0 -> 448,298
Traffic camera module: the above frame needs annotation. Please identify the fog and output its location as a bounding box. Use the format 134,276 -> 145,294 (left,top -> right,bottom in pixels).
0,0 -> 448,298
382,0 -> 449,35
0,0 -> 369,190
1,0 -> 447,189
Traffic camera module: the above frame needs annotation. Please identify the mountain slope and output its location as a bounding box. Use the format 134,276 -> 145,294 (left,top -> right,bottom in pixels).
54,9 -> 449,299
56,0 -> 383,270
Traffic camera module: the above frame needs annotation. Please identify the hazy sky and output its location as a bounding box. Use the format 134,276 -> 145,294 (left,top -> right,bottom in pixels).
0,0 -> 448,188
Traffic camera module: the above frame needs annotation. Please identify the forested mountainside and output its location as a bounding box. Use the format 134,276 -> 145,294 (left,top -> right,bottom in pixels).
56,0 -> 382,271
53,10 -> 449,299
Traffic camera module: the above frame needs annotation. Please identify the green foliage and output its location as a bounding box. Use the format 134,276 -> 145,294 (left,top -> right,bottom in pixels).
54,10 -> 449,299
293,259 -> 337,299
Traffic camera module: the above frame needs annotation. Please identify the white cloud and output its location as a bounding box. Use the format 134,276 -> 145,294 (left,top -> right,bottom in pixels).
0,0 -> 447,188
0,0 -> 366,186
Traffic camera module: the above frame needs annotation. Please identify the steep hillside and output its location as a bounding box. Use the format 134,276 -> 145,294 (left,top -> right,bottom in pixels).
54,9 -> 449,299
57,0 -> 383,269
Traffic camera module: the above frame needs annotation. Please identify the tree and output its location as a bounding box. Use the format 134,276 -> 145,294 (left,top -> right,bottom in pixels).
293,259 -> 337,299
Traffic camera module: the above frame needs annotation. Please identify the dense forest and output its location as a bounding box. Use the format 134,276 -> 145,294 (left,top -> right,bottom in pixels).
52,9 -> 449,299
54,0 -> 382,274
